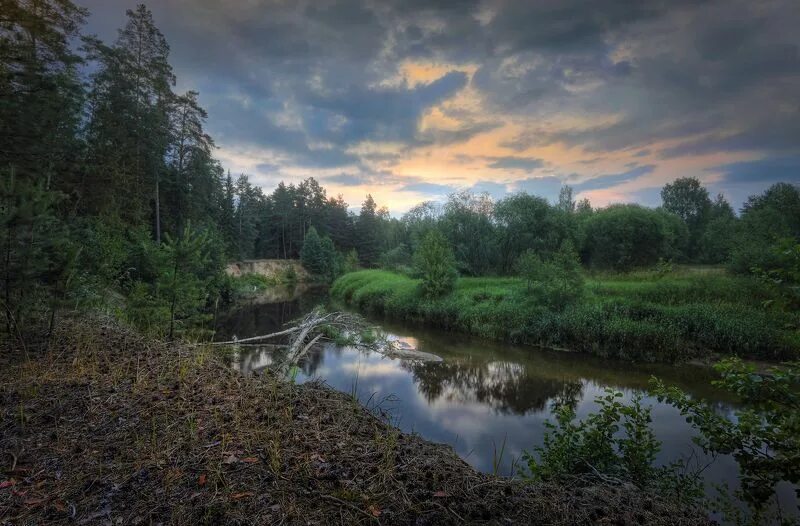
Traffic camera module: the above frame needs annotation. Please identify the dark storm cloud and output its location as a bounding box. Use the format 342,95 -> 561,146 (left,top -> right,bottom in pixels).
487,157 -> 546,172
709,156 -> 800,185
513,177 -> 565,203
498,134 -> 535,153
525,0 -> 800,156
302,71 -> 469,145
571,165 -> 655,192
78,0 -> 800,203
323,173 -> 370,187
400,182 -> 457,195
416,120 -> 503,147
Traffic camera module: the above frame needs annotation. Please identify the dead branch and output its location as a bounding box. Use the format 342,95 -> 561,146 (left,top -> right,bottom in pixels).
214,309 -> 376,377
210,326 -> 300,346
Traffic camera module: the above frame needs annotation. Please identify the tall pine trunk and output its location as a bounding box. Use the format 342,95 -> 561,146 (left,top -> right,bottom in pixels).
155,172 -> 161,244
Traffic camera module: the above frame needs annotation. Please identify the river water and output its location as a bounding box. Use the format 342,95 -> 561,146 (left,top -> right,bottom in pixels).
216,285 -> 797,516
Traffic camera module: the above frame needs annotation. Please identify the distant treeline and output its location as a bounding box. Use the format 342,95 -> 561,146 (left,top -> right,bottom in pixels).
366,179 -> 799,278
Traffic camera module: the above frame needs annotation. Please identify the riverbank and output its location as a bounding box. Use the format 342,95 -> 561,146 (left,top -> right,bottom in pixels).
331,270 -> 799,362
0,316 -> 707,525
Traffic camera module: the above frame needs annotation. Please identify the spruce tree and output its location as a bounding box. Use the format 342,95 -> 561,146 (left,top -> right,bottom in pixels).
356,194 -> 380,267
0,169 -> 69,336
84,4 -> 174,225
300,226 -> 325,276
0,0 -> 87,182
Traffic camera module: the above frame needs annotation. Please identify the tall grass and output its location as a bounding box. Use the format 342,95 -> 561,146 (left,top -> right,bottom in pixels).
330,270 -> 799,362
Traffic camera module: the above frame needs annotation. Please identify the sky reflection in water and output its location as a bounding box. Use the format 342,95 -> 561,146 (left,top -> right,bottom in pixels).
219,293 -> 797,513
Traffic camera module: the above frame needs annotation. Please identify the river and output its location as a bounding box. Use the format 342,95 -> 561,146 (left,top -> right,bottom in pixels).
216,284 -> 798,517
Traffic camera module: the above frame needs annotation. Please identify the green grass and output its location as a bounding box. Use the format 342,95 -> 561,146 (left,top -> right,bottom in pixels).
331,270 -> 799,363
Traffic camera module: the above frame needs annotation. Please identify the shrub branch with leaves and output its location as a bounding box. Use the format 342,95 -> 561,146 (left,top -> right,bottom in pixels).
515,240 -> 584,308
652,358 -> 800,521
521,389 -> 704,508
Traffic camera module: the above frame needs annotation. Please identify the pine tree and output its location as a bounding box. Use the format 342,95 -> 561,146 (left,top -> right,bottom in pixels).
0,0 -> 86,183
300,226 -> 325,276
219,171 -> 237,257
557,185 -> 576,213
84,4 -> 174,226
234,175 -> 263,259
167,90 -> 214,235
0,168 -> 70,337
163,225 -> 213,339
356,194 -> 380,267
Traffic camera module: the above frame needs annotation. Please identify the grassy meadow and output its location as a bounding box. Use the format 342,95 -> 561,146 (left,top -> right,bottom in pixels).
331,267 -> 799,362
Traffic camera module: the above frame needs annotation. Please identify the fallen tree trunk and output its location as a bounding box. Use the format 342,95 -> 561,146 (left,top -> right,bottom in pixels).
211,326 -> 299,345
215,309 -> 376,377
214,309 -> 442,376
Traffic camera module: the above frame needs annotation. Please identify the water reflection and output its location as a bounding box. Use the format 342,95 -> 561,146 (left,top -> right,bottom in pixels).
216,284 -> 327,343
407,359 -> 583,414
217,290 -> 798,516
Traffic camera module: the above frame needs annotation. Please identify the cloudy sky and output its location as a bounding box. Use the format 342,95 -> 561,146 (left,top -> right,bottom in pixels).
80,0 -> 800,214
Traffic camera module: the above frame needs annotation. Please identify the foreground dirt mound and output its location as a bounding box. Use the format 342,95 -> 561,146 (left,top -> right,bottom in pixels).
0,318 -> 709,525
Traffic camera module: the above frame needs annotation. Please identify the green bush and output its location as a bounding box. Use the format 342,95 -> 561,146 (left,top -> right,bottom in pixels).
379,244 -> 412,271
653,358 -> 800,521
584,204 -> 688,271
227,273 -> 276,298
515,241 -> 584,309
730,183 -> 800,278
301,226 -> 338,281
522,390 -> 658,484
413,230 -> 458,298
521,389 -> 702,506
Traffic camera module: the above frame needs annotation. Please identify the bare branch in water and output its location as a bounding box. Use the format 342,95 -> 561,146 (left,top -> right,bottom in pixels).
214,309 -> 380,377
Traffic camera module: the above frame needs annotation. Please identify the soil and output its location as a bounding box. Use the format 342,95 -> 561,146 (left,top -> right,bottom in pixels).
225,260 -> 310,281
0,316 -> 710,525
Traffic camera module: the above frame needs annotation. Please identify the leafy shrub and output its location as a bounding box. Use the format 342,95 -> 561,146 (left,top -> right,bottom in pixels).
655,258 -> 674,278
515,241 -> 584,309
283,264 -> 298,284
227,273 -> 276,298
413,230 -> 458,298
653,358 -> 800,521
730,183 -> 800,278
521,389 -> 702,505
343,249 -> 360,273
699,215 -> 737,264
751,239 -> 800,310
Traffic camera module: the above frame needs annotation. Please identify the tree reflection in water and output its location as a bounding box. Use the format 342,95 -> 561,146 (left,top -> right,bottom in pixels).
219,292 -> 746,502
405,359 -> 584,415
